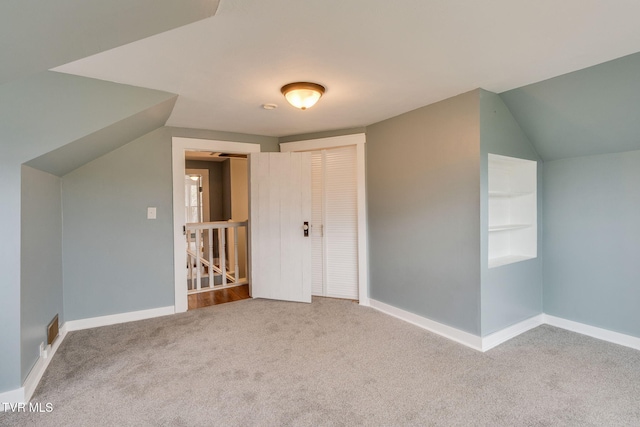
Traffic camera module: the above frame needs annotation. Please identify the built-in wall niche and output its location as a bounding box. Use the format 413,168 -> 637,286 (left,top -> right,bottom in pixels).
488,154 -> 537,268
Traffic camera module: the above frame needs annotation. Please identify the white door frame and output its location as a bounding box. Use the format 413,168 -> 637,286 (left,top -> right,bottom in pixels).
280,133 -> 369,306
172,137 -> 260,313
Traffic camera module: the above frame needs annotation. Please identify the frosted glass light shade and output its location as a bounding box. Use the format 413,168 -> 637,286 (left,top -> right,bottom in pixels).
281,82 -> 325,110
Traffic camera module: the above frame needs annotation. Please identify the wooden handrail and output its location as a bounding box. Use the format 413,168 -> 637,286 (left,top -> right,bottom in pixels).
185,220 -> 247,230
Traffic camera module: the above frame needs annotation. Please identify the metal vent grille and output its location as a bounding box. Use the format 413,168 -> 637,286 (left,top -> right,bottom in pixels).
47,315 -> 59,345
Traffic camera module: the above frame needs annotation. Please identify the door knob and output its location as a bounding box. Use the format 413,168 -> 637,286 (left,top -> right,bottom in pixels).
303,221 -> 309,237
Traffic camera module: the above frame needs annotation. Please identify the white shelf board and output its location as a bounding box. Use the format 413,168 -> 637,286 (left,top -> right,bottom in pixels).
488,191 -> 533,198
489,224 -> 531,232
488,254 -> 535,269
488,153 -> 537,268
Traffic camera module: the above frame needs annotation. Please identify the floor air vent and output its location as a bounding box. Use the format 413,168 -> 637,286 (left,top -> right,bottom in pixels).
47,314 -> 59,345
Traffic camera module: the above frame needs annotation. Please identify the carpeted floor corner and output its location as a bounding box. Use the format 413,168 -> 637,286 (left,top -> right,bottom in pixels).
2,297 -> 639,426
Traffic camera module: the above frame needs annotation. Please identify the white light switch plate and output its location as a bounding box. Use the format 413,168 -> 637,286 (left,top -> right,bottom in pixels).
147,207 -> 157,219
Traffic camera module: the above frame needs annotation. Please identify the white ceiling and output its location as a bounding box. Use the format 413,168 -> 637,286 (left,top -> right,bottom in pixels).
0,0 -> 219,85
53,0 -> 640,137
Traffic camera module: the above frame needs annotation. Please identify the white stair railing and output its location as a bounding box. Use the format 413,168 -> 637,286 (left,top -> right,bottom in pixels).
185,221 -> 248,294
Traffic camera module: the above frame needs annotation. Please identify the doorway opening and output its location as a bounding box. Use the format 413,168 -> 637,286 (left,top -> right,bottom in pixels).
172,138 -> 261,313
184,151 -> 250,309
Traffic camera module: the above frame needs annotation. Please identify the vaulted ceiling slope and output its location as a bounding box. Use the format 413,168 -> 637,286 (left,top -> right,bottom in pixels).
53,0 -> 640,137
1,1 -> 219,175
1,71 -> 176,172
25,94 -> 177,177
500,52 -> 640,162
0,0 -> 220,85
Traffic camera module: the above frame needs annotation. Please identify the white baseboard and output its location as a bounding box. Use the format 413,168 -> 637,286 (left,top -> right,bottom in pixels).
544,314 -> 640,351
481,314 -> 544,351
1,327 -> 68,407
370,299 -> 640,353
22,325 -> 68,403
64,306 -> 175,332
5,303 -> 639,407
369,299 -> 483,351
1,306 -> 175,406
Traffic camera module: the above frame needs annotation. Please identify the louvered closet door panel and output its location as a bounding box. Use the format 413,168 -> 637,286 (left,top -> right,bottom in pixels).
311,152 -> 324,296
324,145 -> 359,299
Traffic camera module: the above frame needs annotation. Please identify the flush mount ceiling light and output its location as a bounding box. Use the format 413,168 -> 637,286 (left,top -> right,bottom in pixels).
281,82 -> 325,110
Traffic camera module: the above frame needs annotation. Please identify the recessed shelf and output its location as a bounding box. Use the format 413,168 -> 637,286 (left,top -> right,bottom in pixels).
488,154 -> 537,268
488,254 -> 535,269
489,224 -> 531,232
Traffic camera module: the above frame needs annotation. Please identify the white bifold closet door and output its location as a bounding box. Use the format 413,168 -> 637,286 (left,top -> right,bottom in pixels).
311,145 -> 359,300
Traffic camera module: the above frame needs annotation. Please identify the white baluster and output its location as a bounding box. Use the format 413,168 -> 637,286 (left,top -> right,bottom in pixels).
244,224 -> 248,282
195,229 -> 202,291
234,226 -> 239,283
208,228 -> 214,289
186,227 -> 193,291
220,227 -> 227,286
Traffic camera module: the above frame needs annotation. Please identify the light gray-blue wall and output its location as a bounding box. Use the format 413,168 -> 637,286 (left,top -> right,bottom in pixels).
498,52 -> 640,339
62,129 -> 175,319
20,166 -> 64,382
0,71 -> 177,393
480,90 -> 543,335
62,126 -> 278,320
279,127 -> 367,143
543,150 -> 640,338
500,51 -> 640,162
366,90 -> 482,335
170,127 -> 280,152
0,162 -> 22,393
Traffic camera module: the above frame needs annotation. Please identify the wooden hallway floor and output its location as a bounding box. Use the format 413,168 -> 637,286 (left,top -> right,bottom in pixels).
188,284 -> 251,310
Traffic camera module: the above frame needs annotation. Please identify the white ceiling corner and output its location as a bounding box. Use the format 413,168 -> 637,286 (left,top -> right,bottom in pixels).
53,0 -> 640,137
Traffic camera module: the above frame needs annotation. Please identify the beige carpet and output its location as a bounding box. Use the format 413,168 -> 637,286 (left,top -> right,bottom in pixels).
2,297 -> 640,426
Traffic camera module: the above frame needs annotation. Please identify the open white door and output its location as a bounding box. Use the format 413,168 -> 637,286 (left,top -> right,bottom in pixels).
249,152 -> 312,303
